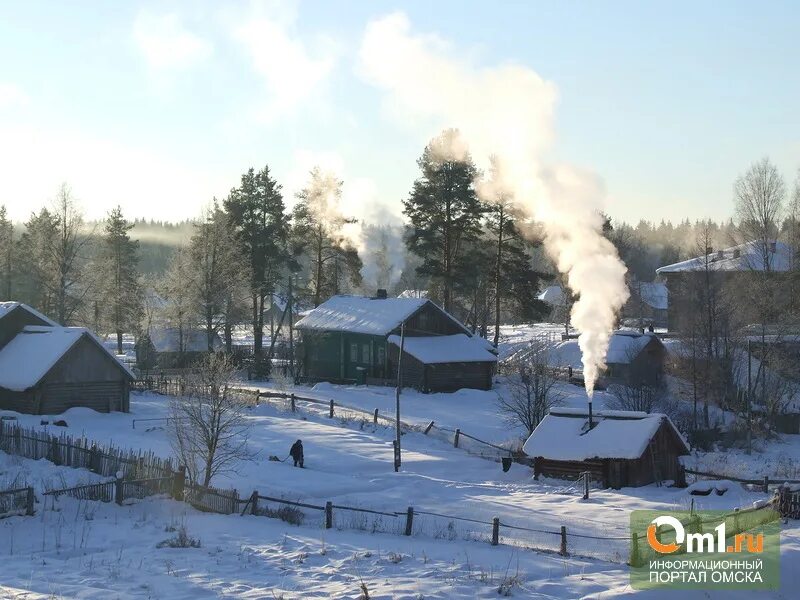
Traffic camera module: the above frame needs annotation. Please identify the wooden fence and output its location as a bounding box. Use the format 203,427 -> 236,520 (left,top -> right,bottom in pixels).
0,420 -> 173,480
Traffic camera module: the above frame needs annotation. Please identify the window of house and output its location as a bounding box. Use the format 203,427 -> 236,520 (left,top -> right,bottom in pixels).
363,344 -> 371,364
350,342 -> 358,363
377,346 -> 385,366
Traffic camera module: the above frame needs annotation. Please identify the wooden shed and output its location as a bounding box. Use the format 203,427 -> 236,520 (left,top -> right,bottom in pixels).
0,303 -> 134,415
136,327 -> 223,369
522,408 -> 689,489
296,293 -> 497,392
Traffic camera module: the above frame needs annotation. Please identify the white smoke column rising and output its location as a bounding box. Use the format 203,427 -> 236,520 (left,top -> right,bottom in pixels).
359,13 -> 630,394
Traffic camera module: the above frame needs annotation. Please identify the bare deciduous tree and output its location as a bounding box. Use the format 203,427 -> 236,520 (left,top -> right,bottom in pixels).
499,342 -> 562,435
168,353 -> 253,487
734,157 -> 785,272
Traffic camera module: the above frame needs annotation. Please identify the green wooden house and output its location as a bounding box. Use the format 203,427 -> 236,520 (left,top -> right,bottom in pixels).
295,293 -> 498,392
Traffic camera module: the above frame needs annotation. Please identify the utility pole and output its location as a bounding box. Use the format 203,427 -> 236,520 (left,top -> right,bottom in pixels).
394,322 -> 405,472
288,275 -> 294,379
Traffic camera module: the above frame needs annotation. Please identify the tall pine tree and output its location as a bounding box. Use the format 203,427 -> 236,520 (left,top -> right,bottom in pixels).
481,158 -> 548,345
224,166 -> 289,356
98,206 -> 143,354
403,129 -> 484,312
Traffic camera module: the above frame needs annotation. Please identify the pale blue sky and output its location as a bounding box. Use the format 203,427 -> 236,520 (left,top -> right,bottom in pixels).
1,0 -> 798,224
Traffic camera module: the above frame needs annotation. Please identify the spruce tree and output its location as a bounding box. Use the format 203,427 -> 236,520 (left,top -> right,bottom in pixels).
99,206 -> 143,354
403,129 -> 484,312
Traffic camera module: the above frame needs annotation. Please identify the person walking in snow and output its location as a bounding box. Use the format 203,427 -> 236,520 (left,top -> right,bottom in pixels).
289,439 -> 304,468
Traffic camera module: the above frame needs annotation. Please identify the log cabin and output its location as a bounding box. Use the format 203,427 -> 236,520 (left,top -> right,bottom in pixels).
522,408 -> 690,488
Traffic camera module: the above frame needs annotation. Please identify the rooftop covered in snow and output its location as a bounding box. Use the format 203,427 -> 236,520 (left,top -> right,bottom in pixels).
656,240 -> 793,274
0,301 -> 58,327
544,331 -> 663,369
295,295 -> 465,336
522,408 -> 689,461
0,325 -> 135,391
537,285 -> 566,307
388,333 -> 497,364
634,282 -> 668,310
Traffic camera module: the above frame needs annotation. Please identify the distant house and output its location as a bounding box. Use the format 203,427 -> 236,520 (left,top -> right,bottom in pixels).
537,285 -> 566,308
136,327 -> 223,369
0,302 -> 134,414
522,408 -> 690,488
623,281 -> 668,328
296,293 -> 497,392
546,331 -> 667,385
656,240 -> 793,331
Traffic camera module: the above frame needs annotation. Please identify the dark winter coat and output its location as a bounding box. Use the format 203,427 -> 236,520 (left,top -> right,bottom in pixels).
290,440 -> 304,460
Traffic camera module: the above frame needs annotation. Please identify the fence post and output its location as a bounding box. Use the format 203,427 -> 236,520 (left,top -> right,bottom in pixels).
115,478 -> 124,506
25,486 -> 35,516
582,472 -> 589,500
424,421 -> 434,435
290,393 -> 296,412
329,400 -> 334,419
405,506 -> 414,536
251,490 -> 259,515
172,465 -> 186,501
491,517 -> 500,546
763,476 -> 769,494
454,429 -> 461,448
325,501 -> 333,529
373,408 -> 379,424
559,525 -> 567,556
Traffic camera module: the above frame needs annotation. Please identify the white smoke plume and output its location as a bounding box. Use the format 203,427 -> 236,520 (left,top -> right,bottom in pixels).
360,13 -> 629,394
300,166 -> 406,291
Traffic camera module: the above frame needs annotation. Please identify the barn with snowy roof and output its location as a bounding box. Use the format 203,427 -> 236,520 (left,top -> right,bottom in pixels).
522,408 -> 690,488
295,292 -> 497,391
0,302 -> 134,415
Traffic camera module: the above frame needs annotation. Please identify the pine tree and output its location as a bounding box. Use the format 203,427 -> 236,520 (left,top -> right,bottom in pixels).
0,206 -> 13,298
483,185 -> 548,345
292,168 -> 363,306
16,208 -> 59,315
403,129 -> 484,312
224,166 -> 289,356
98,206 -> 143,354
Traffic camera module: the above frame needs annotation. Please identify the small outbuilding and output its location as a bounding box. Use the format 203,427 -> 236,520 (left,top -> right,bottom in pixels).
0,303 -> 135,415
522,408 -> 690,488
136,327 -> 223,369
296,292 -> 497,391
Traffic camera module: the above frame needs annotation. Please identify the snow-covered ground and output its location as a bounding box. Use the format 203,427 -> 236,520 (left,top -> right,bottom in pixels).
2,390 -> 799,597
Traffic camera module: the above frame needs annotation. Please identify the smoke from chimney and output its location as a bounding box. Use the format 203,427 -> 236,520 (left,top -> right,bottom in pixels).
360,12 -> 629,395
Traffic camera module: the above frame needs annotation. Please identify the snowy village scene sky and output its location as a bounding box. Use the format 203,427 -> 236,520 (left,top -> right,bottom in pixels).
1,1 -> 800,598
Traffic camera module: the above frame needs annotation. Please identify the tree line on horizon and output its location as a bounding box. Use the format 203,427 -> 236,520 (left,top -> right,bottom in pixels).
1,133 -> 798,370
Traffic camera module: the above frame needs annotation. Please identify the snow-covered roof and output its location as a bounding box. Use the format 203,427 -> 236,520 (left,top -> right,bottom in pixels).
388,334 -> 498,364
148,328 -> 223,353
656,241 -> 793,274
633,282 -> 668,310
537,285 -> 565,307
522,409 -> 689,461
0,301 -> 58,327
296,295 -> 444,336
0,326 -> 134,391
544,331 -> 662,368
397,289 -> 428,299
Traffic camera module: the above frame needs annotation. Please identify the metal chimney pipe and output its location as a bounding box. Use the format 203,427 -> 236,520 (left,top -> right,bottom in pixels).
588,396 -> 593,430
